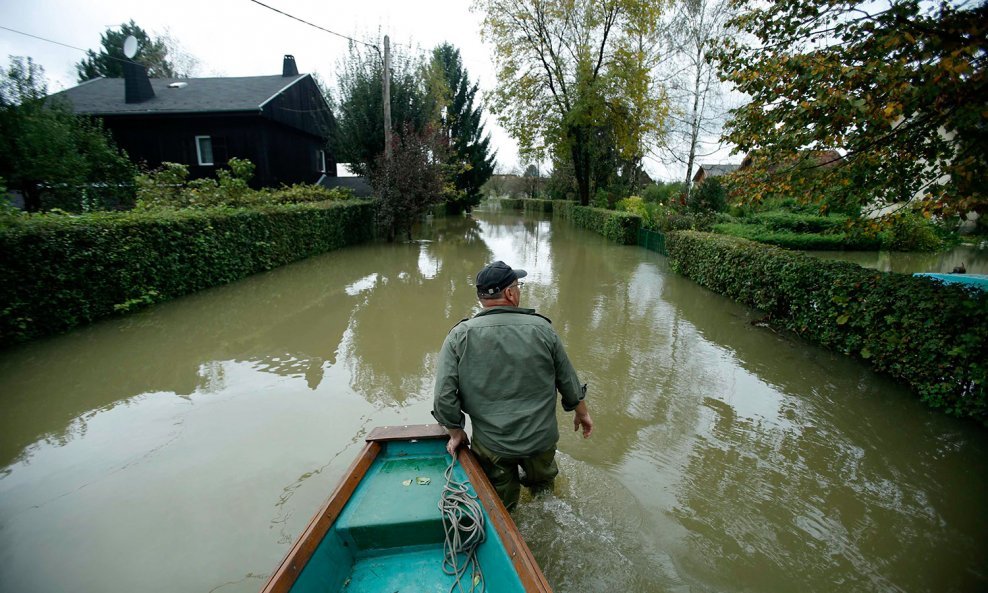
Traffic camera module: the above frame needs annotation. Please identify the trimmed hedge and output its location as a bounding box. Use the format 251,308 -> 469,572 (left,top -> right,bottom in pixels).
667,231 -> 988,422
502,198 -> 641,244
554,201 -> 641,245
0,200 -> 376,346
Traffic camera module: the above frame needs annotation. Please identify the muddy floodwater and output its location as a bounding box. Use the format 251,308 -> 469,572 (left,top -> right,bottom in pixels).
1,207 -> 986,593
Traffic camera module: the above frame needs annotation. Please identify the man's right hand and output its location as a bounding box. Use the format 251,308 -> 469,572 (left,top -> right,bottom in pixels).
446,428 -> 468,456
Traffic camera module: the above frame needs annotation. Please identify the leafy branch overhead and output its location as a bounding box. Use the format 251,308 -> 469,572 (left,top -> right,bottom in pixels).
714,0 -> 987,217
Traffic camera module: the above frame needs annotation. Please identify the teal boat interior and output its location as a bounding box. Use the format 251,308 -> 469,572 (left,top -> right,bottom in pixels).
288,437 -> 529,593
914,272 -> 988,291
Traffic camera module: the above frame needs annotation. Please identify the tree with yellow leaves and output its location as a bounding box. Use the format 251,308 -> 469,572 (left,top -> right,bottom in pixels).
714,0 -> 986,219
476,0 -> 667,205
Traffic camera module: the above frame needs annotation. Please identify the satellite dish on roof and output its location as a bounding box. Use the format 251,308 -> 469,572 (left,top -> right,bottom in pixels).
123,35 -> 138,59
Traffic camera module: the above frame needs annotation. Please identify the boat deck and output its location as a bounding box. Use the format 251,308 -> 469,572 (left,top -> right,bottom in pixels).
345,546 -> 461,592
338,453 -> 448,549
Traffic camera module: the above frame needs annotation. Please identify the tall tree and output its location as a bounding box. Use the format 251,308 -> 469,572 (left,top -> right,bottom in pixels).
76,20 -> 177,81
430,43 -> 496,213
714,0 -> 987,217
334,39 -> 436,176
0,57 -> 136,212
476,0 -> 667,205
658,0 -> 734,198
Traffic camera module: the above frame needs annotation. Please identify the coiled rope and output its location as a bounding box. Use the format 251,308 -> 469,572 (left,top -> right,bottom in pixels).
439,453 -> 486,593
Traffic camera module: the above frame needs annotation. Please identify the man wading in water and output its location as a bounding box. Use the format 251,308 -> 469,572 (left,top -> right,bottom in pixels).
432,261 -> 593,510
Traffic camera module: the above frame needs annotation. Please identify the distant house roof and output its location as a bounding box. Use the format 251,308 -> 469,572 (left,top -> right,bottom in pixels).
52,74 -> 311,116
692,163 -> 740,183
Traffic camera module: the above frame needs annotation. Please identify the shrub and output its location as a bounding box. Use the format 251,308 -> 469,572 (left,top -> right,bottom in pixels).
687,177 -> 728,213
662,210 -> 716,233
0,200 -> 376,345
134,159 -> 353,211
666,231 -> 987,422
712,222 -> 883,250
642,181 -> 685,204
267,184 -> 353,204
880,211 -> 943,252
750,210 -> 847,233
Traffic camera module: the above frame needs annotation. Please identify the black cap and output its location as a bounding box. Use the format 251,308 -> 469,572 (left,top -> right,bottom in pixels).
476,261 -> 528,295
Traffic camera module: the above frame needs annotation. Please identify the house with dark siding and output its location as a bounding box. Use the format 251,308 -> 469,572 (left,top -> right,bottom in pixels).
52,55 -> 336,188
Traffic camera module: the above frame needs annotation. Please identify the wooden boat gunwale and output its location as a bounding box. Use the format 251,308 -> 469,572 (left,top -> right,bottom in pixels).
260,423 -> 552,593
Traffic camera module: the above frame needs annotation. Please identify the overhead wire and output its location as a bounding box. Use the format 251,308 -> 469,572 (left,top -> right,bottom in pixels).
244,0 -> 379,54
0,25 -> 134,67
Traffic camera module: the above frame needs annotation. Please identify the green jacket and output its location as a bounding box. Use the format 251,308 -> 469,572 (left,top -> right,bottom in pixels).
432,306 -> 585,457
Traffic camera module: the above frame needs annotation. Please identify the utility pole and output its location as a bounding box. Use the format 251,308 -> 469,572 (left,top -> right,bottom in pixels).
383,35 -> 393,161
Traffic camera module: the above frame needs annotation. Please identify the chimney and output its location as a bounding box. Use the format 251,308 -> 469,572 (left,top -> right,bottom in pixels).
283,54 -> 299,77
123,60 -> 155,103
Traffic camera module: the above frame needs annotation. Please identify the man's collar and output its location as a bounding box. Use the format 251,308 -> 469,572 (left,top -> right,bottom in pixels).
474,305 -> 536,317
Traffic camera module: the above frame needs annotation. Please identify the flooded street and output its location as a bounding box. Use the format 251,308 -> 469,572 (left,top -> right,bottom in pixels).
1,208 -> 986,593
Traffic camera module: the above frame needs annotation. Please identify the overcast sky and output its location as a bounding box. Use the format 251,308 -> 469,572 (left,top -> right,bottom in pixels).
0,0 -> 727,181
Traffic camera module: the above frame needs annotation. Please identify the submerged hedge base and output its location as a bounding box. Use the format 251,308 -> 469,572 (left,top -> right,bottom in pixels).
0,200 -> 376,346
667,231 -> 988,422
553,201 -> 641,245
499,197 -> 555,213
501,199 -> 641,243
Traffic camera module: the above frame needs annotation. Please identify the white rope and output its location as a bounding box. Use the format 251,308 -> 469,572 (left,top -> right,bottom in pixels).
439,453 -> 486,593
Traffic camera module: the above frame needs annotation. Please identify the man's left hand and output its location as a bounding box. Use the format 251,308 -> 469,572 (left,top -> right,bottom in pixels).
573,402 -> 593,438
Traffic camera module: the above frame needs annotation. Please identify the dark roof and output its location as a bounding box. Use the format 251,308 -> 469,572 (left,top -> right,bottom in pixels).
318,175 -> 374,197
52,74 -> 310,116
698,164 -> 740,177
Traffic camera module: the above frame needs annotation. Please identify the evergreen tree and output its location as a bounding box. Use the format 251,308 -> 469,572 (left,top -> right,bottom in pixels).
431,44 -> 495,213
334,39 -> 435,176
76,20 -> 176,81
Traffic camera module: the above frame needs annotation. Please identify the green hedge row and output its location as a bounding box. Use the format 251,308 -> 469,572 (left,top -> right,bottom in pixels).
0,200 -> 376,346
712,222 -> 883,251
554,201 -> 641,245
666,231 -> 988,422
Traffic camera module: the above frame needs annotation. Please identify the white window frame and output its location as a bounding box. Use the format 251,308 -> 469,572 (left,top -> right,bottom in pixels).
317,149 -> 326,173
195,135 -> 214,166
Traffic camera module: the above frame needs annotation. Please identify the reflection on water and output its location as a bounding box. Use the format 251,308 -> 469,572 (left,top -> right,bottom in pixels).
1,209 -> 986,593
806,243 -> 988,275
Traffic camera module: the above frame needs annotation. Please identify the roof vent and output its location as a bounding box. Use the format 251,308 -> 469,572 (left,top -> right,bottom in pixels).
167,82 -> 188,89
283,54 -> 299,77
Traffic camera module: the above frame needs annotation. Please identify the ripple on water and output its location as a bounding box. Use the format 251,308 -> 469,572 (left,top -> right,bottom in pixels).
513,452 -> 690,593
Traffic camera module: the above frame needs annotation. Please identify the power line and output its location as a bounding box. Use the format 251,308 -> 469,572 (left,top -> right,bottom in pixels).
0,25 -> 135,67
1,25 -> 88,54
245,0 -> 379,52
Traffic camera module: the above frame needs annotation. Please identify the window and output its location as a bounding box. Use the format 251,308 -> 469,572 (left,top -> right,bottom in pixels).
195,136 -> 214,166
317,149 -> 326,173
